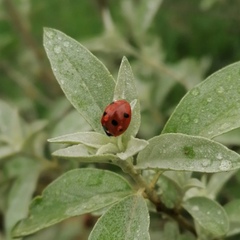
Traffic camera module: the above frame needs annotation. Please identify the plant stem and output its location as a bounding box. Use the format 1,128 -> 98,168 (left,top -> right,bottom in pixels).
116,158 -> 197,236
149,170 -> 164,189
116,158 -> 160,204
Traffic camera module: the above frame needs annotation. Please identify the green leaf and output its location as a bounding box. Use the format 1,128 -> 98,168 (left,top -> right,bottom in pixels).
49,132 -> 112,148
206,171 -> 236,199
51,110 -> 91,138
5,157 -> 42,240
52,144 -> 118,163
169,57 -> 211,90
0,100 -> 24,159
183,178 -> 205,191
183,197 -> 229,237
135,0 -> 163,34
157,175 -> 183,209
117,136 -> 148,160
162,221 -> 180,240
43,28 -> 115,133
89,194 -> 150,240
115,57 -> 141,138
12,169 -> 133,237
214,128 -> 240,146
224,199 -> 240,236
136,133 -> 240,172
162,61 -> 240,138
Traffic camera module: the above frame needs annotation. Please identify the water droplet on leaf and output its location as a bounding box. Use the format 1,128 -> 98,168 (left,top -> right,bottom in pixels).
207,97 -> 212,103
193,118 -> 199,123
192,205 -> 199,211
216,86 -> 224,94
54,46 -> 62,54
202,159 -> 211,167
219,160 -> 232,171
191,88 -> 200,96
46,31 -> 54,39
63,41 -> 70,47
181,113 -> 190,123
216,153 -> 223,160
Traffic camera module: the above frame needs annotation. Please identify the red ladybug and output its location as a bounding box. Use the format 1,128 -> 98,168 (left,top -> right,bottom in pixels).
101,100 -> 131,137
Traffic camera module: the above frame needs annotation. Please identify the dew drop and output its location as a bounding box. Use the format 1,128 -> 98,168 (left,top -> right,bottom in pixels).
207,97 -> 212,103
192,205 -> 199,211
97,83 -> 102,88
219,160 -> 232,171
54,46 -> 62,54
208,130 -> 213,135
193,118 -> 199,123
181,113 -> 190,123
191,88 -> 200,96
216,153 -> 223,160
46,31 -> 54,39
216,86 -> 224,94
202,159 -> 211,167
63,41 -> 70,47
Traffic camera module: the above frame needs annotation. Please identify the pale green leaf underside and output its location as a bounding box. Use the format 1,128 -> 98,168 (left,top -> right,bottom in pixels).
52,144 -> 117,163
12,169 -> 133,237
6,157 -> 42,239
0,100 -> 23,159
224,199 -> 240,236
89,194 -> 150,240
224,199 -> 240,223
136,0 -> 163,34
43,28 -> 115,133
163,61 -> 240,138
48,132 -> 113,148
115,57 -> 141,138
183,197 -> 229,237
136,133 -> 240,172
117,137 -> 148,160
157,175 -> 182,209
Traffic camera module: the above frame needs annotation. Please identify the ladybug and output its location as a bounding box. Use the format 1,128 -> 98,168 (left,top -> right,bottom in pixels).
101,100 -> 131,137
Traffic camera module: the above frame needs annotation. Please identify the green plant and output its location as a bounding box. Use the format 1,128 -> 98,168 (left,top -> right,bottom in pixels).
8,28 -> 240,239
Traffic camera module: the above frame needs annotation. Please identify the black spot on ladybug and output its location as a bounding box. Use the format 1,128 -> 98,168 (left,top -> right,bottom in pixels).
111,119 -> 118,126
124,113 -> 130,118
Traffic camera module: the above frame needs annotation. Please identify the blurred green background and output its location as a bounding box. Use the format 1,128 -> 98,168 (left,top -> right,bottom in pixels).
1,0 -> 240,138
